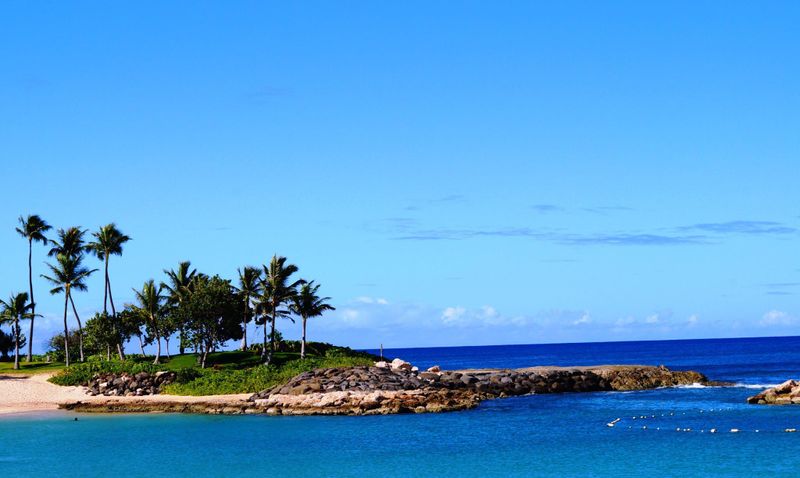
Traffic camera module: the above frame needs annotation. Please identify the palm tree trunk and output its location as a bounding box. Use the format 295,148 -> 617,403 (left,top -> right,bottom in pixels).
63,291 -> 70,367
13,318 -> 20,370
26,239 -> 35,362
179,327 -> 185,355
138,334 -> 145,355
241,298 -> 248,351
69,295 -> 85,362
103,257 -> 109,314
261,319 -> 267,360
107,276 -> 125,361
165,336 -> 171,359
152,315 -> 161,365
301,316 -> 307,359
267,304 -> 277,364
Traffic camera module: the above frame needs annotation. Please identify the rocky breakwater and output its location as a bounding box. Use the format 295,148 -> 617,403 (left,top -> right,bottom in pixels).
248,359 -> 708,416
86,371 -> 178,396
747,380 -> 800,405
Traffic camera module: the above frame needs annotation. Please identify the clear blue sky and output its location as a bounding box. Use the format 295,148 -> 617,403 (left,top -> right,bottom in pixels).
1,1 -> 798,353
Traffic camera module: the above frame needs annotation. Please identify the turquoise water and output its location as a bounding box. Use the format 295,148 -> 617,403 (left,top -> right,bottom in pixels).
3,337 -> 800,477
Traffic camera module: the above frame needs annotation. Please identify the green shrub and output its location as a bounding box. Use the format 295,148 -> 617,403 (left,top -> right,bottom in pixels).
163,355 -> 374,396
48,361 -> 165,386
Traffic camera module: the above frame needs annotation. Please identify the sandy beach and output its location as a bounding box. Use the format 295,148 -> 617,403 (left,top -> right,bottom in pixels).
0,373 -> 250,416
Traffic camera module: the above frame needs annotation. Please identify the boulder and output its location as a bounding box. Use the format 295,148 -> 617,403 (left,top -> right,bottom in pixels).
748,380 -> 800,405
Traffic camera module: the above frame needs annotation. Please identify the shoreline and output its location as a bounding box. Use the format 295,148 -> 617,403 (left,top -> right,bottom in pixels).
0,372 -> 250,418
2,363 -> 715,417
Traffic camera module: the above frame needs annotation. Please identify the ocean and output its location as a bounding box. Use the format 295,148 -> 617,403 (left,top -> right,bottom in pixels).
2,336 -> 800,477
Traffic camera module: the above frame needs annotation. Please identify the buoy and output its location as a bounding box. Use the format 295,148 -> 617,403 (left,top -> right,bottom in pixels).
785,428 -> 797,433
710,429 -> 717,433
642,426 -> 647,430
730,428 -> 740,433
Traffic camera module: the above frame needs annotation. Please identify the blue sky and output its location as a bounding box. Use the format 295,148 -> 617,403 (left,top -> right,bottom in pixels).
1,1 -> 798,353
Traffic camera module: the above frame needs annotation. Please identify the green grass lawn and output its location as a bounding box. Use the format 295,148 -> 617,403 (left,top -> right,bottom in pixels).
0,361 -> 65,374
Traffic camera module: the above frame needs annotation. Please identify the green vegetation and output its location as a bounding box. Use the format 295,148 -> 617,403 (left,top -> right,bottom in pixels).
4,214 -> 349,397
46,345 -> 377,395
163,351 -> 374,396
0,292 -> 34,369
0,360 -> 64,375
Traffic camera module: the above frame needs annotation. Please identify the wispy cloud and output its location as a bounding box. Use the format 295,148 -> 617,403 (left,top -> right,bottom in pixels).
393,227 -> 710,246
531,204 -> 564,214
678,220 -> 797,235
582,206 -> 634,215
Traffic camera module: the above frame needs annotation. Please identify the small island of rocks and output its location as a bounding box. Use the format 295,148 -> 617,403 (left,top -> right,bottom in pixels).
61,359 -> 709,415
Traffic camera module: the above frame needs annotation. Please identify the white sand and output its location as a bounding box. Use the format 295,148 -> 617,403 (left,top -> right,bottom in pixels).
0,373 -> 250,416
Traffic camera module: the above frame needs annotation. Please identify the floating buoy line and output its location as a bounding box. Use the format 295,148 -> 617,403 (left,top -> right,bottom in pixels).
605,408 -> 798,434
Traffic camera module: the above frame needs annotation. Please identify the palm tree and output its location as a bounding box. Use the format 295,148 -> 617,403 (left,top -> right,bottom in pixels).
291,281 -> 335,359
87,224 -> 131,360
48,227 -> 87,258
42,254 -> 96,366
258,255 -> 304,364
235,266 -> 261,351
0,292 -> 35,369
15,214 -> 51,362
133,280 -> 165,364
161,261 -> 197,355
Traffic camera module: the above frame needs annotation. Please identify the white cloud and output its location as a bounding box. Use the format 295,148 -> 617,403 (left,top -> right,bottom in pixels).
354,296 -> 389,305
441,306 -> 466,325
760,310 -> 797,327
572,313 -> 592,326
687,314 -> 699,327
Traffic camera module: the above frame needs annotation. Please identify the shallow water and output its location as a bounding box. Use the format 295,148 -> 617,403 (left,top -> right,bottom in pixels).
2,336 -> 800,477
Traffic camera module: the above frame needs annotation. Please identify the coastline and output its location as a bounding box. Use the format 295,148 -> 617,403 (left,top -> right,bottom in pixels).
0,373 -> 250,417
2,363 -> 711,417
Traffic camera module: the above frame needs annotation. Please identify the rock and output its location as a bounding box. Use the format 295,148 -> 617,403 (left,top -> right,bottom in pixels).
749,380 -> 800,405
374,361 -> 388,368
246,364 -> 708,415
390,358 -> 412,371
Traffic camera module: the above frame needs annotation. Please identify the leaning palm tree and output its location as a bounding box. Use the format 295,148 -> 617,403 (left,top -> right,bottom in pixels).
235,266 -> 261,351
258,255 -> 304,364
133,280 -> 165,364
291,281 -> 335,359
86,224 -> 131,359
161,261 -> 197,355
15,214 -> 51,362
42,254 -> 96,366
0,292 -> 35,369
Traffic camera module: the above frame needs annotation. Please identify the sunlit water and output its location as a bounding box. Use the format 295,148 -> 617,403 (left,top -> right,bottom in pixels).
3,336 -> 800,477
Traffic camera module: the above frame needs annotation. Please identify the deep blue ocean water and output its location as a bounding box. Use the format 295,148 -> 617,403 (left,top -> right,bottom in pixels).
3,336 -> 800,477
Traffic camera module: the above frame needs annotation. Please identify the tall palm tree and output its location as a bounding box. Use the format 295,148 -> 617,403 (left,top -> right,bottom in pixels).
235,266 -> 261,351
258,255 -> 303,364
161,261 -> 197,355
87,224 -> 131,359
133,280 -> 165,364
42,254 -> 96,366
0,292 -> 35,369
15,214 -> 51,362
291,281 -> 335,359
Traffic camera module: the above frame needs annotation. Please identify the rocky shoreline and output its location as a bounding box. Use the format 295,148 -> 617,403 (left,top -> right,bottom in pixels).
747,380 -> 800,405
61,361 -> 709,415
